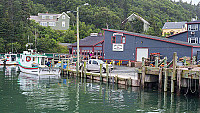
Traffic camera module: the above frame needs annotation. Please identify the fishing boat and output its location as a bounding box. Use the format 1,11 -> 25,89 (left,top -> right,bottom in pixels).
0,53 -> 18,65
18,49 -> 61,75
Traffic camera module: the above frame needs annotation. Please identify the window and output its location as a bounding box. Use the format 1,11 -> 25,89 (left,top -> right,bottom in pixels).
93,61 -> 98,64
49,22 -> 56,26
188,37 -> 198,44
188,24 -> 198,31
89,60 -> 91,64
62,15 -> 65,19
42,15 -> 46,19
121,36 -> 126,44
111,36 -> 116,44
40,22 -> 47,26
62,21 -> 65,27
49,16 -> 53,19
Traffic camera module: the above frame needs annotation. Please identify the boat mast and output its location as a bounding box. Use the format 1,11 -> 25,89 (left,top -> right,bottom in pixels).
35,27 -> 37,50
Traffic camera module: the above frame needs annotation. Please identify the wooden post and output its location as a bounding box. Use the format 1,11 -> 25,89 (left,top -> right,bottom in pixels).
183,56 -> 186,66
129,77 -> 132,86
52,59 -> 54,67
112,60 -> 115,69
61,60 -> 63,76
142,57 -> 145,66
171,52 -> 177,93
115,75 -> 118,84
76,61 -> 78,76
155,56 -> 158,67
100,63 -> 102,81
158,68 -> 163,91
81,64 -> 83,78
199,74 -> 200,98
164,57 -> 168,92
177,69 -> 182,96
67,60 -> 69,75
84,61 -> 86,78
59,54 -> 60,61
141,57 -> 145,88
192,56 -> 196,65
141,66 -> 145,88
106,64 -> 109,82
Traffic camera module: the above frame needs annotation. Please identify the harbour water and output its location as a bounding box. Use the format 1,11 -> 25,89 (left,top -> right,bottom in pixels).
0,66 -> 200,112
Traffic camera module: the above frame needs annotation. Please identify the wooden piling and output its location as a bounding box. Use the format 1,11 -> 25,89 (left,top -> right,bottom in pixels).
115,75 -> 118,84
141,57 -> 145,88
199,74 -> 200,98
112,60 -> 115,69
177,69 -> 182,96
158,68 -> 163,91
76,61 -> 78,76
155,56 -> 158,67
164,68 -> 168,92
171,52 -> 177,93
164,57 -> 168,92
81,64 -> 83,78
67,60 -> 69,75
61,60 -> 63,76
100,63 -> 102,81
129,77 -> 132,86
84,62 -> 86,78
106,64 -> 109,82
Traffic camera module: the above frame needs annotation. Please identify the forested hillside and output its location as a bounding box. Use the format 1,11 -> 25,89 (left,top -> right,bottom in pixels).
0,0 -> 200,53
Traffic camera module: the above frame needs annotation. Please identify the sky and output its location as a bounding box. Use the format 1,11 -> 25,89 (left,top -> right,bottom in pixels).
174,0 -> 200,5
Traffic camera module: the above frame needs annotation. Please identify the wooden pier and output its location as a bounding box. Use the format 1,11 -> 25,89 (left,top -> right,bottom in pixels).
60,52 -> 200,96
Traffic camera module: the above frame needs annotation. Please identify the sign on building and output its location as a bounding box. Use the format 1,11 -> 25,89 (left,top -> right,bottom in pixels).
113,44 -> 124,51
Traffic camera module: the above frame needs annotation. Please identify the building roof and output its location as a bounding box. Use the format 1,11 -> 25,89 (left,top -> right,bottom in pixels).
162,22 -> 187,29
187,20 -> 200,24
103,29 -> 200,47
122,13 -> 150,25
72,36 -> 104,47
59,43 -> 72,46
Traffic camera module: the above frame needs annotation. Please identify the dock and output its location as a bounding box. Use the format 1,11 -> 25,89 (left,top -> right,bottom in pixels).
59,52 -> 200,96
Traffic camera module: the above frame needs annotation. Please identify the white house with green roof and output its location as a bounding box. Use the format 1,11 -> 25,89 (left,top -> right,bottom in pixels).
29,12 -> 70,30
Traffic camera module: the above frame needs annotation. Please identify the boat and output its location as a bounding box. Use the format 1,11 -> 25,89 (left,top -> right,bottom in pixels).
18,49 -> 61,75
0,53 -> 18,65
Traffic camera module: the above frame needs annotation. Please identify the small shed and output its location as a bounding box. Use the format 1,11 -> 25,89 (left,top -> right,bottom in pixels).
103,29 -> 200,62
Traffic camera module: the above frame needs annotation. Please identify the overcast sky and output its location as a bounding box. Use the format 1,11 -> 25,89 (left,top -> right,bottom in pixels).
174,0 -> 200,5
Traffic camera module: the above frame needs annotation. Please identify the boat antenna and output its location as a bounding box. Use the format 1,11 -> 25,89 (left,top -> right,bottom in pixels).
35,27 -> 37,50
28,35 -> 29,43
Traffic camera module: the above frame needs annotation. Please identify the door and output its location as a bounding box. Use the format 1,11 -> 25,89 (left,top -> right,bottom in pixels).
136,48 -> 148,62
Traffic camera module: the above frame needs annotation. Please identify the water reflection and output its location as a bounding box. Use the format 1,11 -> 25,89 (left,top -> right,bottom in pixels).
1,69 -> 200,112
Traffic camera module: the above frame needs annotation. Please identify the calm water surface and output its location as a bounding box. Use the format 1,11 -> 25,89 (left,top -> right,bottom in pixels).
0,66 -> 200,112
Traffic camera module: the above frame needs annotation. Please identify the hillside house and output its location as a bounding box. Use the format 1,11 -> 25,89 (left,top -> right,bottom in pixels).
29,12 -> 70,30
162,22 -> 187,36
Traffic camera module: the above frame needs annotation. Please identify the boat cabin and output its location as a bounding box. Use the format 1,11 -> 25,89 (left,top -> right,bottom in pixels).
20,50 -> 47,67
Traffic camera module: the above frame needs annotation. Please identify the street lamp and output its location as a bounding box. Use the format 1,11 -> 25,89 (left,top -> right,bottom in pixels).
77,3 -> 89,76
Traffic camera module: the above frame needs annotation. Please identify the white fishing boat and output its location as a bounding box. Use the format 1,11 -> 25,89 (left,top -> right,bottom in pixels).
18,49 -> 61,75
0,53 -> 18,65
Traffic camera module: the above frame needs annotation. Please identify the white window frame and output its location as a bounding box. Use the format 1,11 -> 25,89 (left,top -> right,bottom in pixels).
40,22 -> 47,26
49,22 -> 56,26
62,21 -> 65,27
188,37 -> 198,44
49,16 -> 53,19
42,15 -> 46,19
62,15 -> 65,19
188,24 -> 198,31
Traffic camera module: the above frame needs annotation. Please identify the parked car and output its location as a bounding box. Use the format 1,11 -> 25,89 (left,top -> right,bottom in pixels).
80,59 -> 113,73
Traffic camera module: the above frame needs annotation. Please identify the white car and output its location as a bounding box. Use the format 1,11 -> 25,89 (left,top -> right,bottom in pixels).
81,59 -> 113,73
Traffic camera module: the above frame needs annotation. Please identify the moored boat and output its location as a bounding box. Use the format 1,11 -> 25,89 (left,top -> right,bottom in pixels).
18,49 -> 61,75
0,53 -> 18,65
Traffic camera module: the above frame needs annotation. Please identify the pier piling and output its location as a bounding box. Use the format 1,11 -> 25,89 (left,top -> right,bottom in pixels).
158,67 -> 163,91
